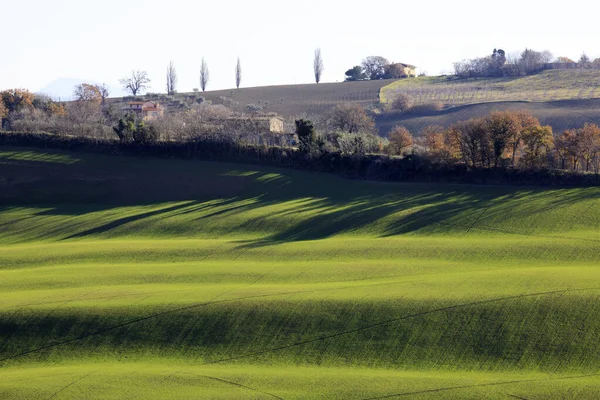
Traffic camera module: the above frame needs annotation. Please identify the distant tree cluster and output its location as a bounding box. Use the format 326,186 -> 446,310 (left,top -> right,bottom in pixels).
345,56 -> 415,81
454,48 -> 600,78
411,111 -> 600,172
454,48 -> 554,77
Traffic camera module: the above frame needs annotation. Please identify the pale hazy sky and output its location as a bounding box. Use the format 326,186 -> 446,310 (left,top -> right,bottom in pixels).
2,0 -> 599,97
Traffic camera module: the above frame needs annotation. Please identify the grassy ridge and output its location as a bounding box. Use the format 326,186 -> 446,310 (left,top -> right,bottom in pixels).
380,70 -> 600,106
2,148 -> 600,398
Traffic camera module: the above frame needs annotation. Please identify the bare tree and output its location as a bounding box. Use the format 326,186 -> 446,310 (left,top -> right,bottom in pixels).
97,83 -> 110,106
200,58 -> 210,92
166,61 -> 178,95
314,48 -> 324,83
362,56 -> 389,80
235,57 -> 242,89
119,70 -> 151,96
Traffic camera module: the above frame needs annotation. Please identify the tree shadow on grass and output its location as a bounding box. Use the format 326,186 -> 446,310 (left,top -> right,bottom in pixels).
60,202 -> 201,240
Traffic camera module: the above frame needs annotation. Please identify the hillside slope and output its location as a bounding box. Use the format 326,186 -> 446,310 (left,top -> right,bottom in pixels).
376,98 -> 600,136
380,69 -> 600,106
133,80 -> 393,119
2,148 -> 600,399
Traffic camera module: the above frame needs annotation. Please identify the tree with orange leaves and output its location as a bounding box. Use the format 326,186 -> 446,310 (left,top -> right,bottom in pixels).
520,125 -> 553,169
386,125 -> 413,155
0,98 -> 6,119
554,130 -> 580,170
0,89 -> 34,114
73,84 -> 102,104
69,83 -> 103,124
421,125 -> 461,164
505,110 -> 539,167
577,123 -> 600,171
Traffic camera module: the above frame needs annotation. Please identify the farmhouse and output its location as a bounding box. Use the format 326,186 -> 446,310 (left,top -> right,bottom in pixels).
388,63 -> 417,78
123,101 -> 165,121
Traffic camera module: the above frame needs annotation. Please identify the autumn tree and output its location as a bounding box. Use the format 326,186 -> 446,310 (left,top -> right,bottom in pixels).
329,103 -> 376,134
452,118 -> 491,168
166,61 -> 177,95
235,57 -> 242,89
314,48 -> 324,84
554,130 -> 580,170
556,56 -> 575,63
0,89 -> 34,114
361,56 -> 389,80
520,125 -> 553,169
119,70 -> 151,96
386,125 -> 413,155
421,125 -> 461,164
485,111 -> 517,167
200,58 -> 210,92
0,98 -> 7,119
32,93 -> 66,116
577,123 -> 600,171
71,83 -> 103,123
73,83 -> 102,103
486,110 -> 539,167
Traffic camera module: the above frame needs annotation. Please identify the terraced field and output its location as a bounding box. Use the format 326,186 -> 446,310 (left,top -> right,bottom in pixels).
2,147 -> 600,399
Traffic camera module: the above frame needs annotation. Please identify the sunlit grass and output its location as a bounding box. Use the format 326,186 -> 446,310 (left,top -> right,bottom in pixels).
2,147 -> 600,398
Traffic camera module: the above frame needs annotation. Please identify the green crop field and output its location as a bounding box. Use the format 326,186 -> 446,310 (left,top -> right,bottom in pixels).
2,147 -> 600,399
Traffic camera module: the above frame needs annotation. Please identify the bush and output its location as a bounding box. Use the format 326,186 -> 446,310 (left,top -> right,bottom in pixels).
246,104 -> 263,113
337,132 -> 382,156
405,102 -> 444,115
390,94 -> 414,112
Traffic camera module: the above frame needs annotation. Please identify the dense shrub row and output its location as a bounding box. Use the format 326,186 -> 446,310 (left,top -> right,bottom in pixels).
2,131 -> 600,186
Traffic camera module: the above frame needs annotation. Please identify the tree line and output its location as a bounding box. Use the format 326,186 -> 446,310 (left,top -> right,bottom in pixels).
344,56 -> 416,81
453,48 -> 600,78
116,48 -> 326,97
3,85 -> 600,175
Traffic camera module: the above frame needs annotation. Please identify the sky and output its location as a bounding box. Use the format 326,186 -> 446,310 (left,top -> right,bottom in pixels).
1,0 -> 599,99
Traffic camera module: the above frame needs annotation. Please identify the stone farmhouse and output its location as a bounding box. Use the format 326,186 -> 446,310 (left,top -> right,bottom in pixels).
386,63 -> 417,78
397,63 -> 417,77
123,101 -> 165,121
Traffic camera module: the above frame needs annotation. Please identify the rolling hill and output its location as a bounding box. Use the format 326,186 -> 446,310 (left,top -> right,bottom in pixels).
109,69 -> 600,137
376,98 -> 600,136
144,80 -> 393,119
380,69 -> 600,106
2,147 -> 600,398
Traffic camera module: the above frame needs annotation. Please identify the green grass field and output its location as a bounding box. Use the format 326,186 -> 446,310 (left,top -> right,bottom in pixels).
2,147 -> 600,398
